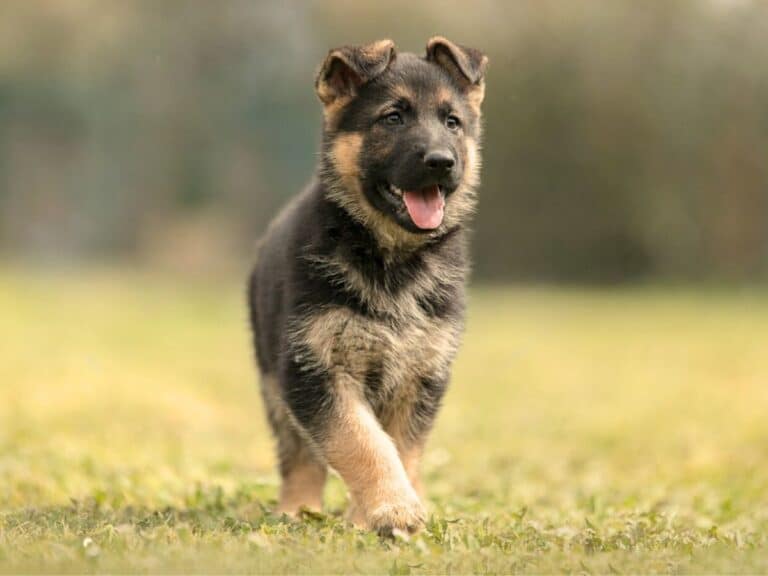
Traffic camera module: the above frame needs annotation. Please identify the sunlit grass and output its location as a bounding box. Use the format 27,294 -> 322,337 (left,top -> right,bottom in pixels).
1,267 -> 766,573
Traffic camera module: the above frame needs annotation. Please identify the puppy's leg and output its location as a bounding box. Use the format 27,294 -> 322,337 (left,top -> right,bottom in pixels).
275,426 -> 327,515
261,374 -> 327,515
283,369 -> 424,535
387,374 -> 449,500
386,422 -> 425,498
324,384 -> 424,535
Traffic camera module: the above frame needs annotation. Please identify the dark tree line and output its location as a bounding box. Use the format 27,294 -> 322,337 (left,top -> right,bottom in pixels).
0,1 -> 765,281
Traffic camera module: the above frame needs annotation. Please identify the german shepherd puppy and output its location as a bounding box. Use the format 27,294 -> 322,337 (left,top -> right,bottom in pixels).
248,37 -> 487,535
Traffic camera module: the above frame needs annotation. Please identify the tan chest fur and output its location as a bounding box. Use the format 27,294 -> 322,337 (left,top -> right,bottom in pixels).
293,297 -> 461,420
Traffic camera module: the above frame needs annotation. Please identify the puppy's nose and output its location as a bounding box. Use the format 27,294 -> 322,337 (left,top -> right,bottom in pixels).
424,150 -> 455,172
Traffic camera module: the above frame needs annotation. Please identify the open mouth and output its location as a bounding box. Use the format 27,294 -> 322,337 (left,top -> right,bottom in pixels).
378,182 -> 446,230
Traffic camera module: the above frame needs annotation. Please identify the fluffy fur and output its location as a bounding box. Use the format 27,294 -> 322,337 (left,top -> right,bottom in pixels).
248,37 -> 487,535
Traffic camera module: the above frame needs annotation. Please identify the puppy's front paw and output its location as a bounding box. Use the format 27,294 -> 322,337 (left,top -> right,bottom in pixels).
367,493 -> 426,537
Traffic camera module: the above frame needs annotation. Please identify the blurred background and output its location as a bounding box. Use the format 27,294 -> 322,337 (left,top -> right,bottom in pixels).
2,3 -> 768,571
1,0 -> 766,283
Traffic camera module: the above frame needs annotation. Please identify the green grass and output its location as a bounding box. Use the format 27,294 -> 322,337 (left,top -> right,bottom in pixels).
1,267 -> 767,574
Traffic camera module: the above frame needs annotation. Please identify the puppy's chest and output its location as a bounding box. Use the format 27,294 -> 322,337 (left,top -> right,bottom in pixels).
300,300 -> 461,397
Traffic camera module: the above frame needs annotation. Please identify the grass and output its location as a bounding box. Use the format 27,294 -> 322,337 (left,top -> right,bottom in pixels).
1,266 -> 767,574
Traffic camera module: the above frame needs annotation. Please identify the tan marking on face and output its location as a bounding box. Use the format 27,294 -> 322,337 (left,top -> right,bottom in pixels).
326,134 -> 427,251
439,135 -> 480,230
464,136 -> 481,188
392,84 -> 415,102
331,132 -> 363,187
435,85 -> 454,107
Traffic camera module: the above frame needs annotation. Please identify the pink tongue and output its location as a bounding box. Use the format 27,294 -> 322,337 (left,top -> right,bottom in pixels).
403,185 -> 445,230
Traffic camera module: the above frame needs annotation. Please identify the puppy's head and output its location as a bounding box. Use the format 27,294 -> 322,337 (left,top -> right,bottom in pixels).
317,38 -> 488,246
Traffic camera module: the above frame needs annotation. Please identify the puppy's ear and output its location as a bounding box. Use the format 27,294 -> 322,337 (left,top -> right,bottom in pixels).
426,36 -> 488,105
315,39 -> 396,105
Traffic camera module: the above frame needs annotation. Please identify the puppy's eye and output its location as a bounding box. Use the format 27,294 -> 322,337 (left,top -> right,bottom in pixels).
383,111 -> 403,125
446,115 -> 461,131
